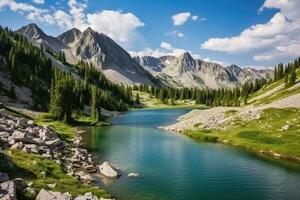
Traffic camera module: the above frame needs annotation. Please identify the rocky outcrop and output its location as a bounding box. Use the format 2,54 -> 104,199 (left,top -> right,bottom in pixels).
0,109 -> 65,158
36,189 -> 72,200
98,161 -> 120,178
36,189 -> 115,200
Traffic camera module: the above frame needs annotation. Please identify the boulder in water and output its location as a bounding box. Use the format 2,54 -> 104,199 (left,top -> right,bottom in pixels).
98,161 -> 120,178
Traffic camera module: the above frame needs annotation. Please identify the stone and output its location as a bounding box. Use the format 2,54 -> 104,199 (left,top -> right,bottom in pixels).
23,144 -> 39,154
45,138 -> 62,147
23,187 -> 35,195
76,171 -> 94,184
16,118 -> 28,128
98,161 -> 120,178
11,130 -> 35,144
0,132 -> 9,138
42,154 -> 52,159
0,181 -> 16,200
74,192 -> 98,200
27,120 -> 35,126
47,183 -> 56,188
127,173 -> 139,177
280,124 -> 291,131
13,178 -> 27,191
83,165 -> 97,173
36,189 -> 72,200
0,172 -> 9,183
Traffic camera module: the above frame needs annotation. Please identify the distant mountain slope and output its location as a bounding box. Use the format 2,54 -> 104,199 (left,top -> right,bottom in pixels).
135,52 -> 273,89
17,24 -> 157,86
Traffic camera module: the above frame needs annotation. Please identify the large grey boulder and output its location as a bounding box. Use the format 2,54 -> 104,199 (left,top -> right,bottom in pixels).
36,189 -> 72,200
0,181 -> 16,200
98,162 -> 120,178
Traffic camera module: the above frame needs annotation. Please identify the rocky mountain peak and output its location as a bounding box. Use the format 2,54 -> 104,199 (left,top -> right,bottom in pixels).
179,52 -> 195,66
57,28 -> 81,44
16,23 -> 47,40
16,23 -> 67,52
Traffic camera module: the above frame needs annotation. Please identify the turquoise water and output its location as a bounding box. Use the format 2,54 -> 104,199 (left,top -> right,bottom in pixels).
83,109 -> 300,200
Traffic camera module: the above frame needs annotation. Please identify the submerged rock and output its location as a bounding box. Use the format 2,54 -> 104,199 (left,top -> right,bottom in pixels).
98,161 -> 120,178
127,173 -> 139,177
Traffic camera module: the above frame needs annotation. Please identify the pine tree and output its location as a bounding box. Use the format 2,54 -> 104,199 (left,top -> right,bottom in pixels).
50,77 -> 73,123
135,93 -> 140,104
289,67 -> 297,87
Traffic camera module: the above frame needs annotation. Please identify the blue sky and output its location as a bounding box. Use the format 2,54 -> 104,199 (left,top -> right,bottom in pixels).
0,0 -> 299,68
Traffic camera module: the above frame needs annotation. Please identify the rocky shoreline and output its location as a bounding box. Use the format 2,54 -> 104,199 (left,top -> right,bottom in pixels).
0,108 -> 117,200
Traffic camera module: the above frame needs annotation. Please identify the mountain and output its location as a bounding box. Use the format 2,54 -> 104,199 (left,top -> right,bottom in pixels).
16,23 -> 67,52
135,52 -> 273,89
17,24 -> 156,85
17,23 -> 272,88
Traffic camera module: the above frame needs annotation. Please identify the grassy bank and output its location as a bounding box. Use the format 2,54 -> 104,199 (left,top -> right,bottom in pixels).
185,107 -> 300,164
132,91 -> 207,109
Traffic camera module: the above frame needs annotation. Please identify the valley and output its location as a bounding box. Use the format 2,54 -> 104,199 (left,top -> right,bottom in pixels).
0,22 -> 300,200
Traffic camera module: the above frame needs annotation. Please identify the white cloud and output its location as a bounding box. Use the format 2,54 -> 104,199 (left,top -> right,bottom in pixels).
192,15 -> 198,21
130,42 -> 202,61
178,32 -> 184,37
0,0 -> 145,45
167,30 -> 185,38
32,0 -> 44,4
87,10 -> 144,43
172,12 -> 191,26
160,42 -> 173,50
201,0 -> 300,63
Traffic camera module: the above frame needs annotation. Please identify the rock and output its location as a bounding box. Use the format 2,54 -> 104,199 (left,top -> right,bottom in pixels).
0,181 -> 16,200
36,189 -> 72,200
23,187 -> 35,195
11,130 -> 35,144
47,183 -> 56,188
45,138 -> 62,147
74,192 -> 98,200
27,120 -> 35,126
23,144 -> 39,154
75,171 -> 94,184
280,124 -> 291,131
83,165 -> 97,173
16,118 -> 28,128
98,161 -> 120,178
0,132 -> 9,138
0,172 -> 9,183
40,171 -> 46,178
127,173 -> 139,177
13,178 -> 27,191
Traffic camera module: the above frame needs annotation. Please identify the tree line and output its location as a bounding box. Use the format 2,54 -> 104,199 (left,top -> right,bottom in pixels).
0,26 -> 132,123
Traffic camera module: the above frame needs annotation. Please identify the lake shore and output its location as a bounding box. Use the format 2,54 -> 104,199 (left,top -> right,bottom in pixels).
164,101 -> 300,166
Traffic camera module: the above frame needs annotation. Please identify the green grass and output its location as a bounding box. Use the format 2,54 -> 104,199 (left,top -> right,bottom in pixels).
186,108 -> 300,162
224,109 -> 238,116
0,151 -> 110,199
132,91 -> 208,109
36,114 -> 110,141
248,69 -> 300,105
